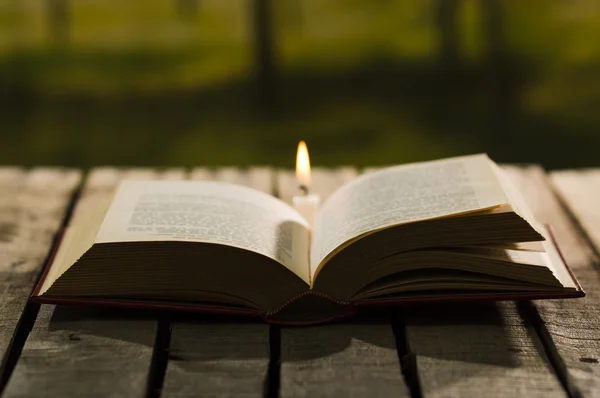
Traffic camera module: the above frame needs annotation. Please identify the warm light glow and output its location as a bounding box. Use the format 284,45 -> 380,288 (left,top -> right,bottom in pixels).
296,140 -> 311,189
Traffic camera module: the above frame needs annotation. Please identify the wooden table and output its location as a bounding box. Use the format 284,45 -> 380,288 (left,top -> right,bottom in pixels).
0,165 -> 598,397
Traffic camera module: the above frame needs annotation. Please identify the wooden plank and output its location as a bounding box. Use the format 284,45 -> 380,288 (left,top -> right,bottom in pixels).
277,167 -> 410,398
280,320 -> 410,398
551,169 -> 600,253
189,166 -> 273,193
3,168 -> 185,398
391,166 -> 568,397
404,301 -> 564,397
505,166 -> 600,396
505,167 -> 596,272
0,168 -> 81,273
161,167 -> 272,398
0,168 -> 81,385
163,322 -> 271,398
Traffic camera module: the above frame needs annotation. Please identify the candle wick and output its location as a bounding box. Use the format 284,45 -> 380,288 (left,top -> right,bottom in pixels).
299,184 -> 309,195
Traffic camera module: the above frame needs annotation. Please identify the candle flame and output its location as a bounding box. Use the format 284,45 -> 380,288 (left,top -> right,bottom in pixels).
296,140 -> 311,189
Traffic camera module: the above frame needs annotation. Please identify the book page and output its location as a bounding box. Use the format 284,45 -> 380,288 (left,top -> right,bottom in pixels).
311,154 -> 509,277
96,180 -> 311,284
39,197 -> 114,294
493,164 -> 545,235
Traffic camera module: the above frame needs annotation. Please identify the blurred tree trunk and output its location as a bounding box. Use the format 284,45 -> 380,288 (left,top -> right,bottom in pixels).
251,0 -> 277,108
436,0 -> 460,70
482,0 -> 515,139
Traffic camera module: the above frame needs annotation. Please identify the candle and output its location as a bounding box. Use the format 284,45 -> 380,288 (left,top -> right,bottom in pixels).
293,141 -> 321,227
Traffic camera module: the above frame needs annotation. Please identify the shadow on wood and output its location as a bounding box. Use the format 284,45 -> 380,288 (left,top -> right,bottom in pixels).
46,303 -> 404,361
48,305 -> 157,348
280,310 -> 399,362
402,302 -> 527,367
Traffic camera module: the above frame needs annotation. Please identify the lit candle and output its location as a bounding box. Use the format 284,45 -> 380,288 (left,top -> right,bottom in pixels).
293,140 -> 321,227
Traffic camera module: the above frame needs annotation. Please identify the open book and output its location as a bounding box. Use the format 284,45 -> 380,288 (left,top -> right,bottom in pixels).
33,154 -> 584,324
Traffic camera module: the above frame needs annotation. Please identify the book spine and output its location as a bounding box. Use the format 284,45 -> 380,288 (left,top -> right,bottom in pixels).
265,291 -> 350,316
263,291 -> 355,325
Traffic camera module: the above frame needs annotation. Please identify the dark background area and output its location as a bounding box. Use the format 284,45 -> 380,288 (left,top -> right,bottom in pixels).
2,0 -> 600,169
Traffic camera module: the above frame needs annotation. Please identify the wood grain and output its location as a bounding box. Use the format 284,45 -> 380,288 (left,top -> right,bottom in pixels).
161,167 -> 272,398
505,166 -> 600,396
0,168 -> 81,274
551,169 -> 600,253
505,166 -> 597,272
277,167 -> 410,398
403,301 -> 564,397
280,320 -> 410,398
0,168 -> 81,387
163,322 -> 271,398
400,166 -> 569,397
3,168 -> 185,398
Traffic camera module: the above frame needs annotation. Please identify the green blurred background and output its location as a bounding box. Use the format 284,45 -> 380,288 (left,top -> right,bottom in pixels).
2,0 -> 600,169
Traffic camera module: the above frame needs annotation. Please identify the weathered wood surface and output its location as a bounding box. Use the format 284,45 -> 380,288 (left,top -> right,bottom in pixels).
0,168 -> 81,388
161,168 -> 272,398
2,164 -> 600,398
3,169 -> 185,398
552,169 -> 600,252
280,321 -> 410,398
0,168 -> 81,274
163,322 -> 271,398
403,301 -> 563,397
277,167 -> 411,398
520,167 -> 600,396
505,166 -> 600,396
